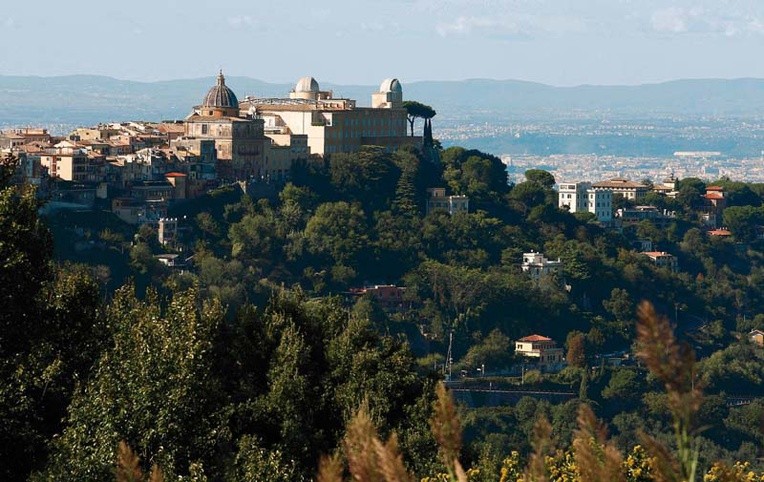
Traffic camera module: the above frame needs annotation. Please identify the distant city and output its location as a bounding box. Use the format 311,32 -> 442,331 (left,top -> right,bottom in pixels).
502,152 -> 764,185
434,116 -> 764,183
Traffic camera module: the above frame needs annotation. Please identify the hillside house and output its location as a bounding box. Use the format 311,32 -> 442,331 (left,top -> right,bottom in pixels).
515,334 -> 564,366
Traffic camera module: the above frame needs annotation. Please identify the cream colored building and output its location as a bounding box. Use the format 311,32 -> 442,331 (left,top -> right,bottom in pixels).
182,71 -> 268,180
642,251 -> 678,273
40,142 -> 100,182
240,77 -> 417,157
263,134 -> 309,181
515,335 -> 564,366
558,181 -> 612,223
70,126 -> 122,141
592,178 -> 650,201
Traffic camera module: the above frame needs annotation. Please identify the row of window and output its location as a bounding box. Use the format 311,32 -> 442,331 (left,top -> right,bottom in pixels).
340,117 -> 404,127
330,128 -> 404,139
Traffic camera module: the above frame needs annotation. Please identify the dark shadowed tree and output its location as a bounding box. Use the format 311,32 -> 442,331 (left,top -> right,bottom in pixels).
0,171 -> 110,478
329,146 -> 400,212
402,100 -> 436,136
723,205 -> 764,242
525,169 -> 556,189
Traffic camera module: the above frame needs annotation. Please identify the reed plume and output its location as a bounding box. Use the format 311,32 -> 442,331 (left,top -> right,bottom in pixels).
636,301 -> 702,482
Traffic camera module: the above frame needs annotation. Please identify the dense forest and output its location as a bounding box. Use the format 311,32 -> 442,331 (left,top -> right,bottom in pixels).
2,144 -> 764,481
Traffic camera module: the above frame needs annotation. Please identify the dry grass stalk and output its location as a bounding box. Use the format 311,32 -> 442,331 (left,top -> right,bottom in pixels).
571,404 -> 625,482
147,464 -> 164,482
636,302 -> 702,420
317,453 -> 344,482
116,441 -> 144,482
430,382 -> 467,481
373,434 -> 412,482
115,441 -> 164,482
344,399 -> 381,481
636,301 -> 701,482
339,399 -> 415,482
523,416 -> 553,482
453,460 -> 468,482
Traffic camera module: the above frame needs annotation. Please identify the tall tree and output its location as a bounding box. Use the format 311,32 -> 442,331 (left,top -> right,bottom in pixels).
723,205 -> 764,242
402,101 -> 436,136
566,331 -> 587,369
222,289 -> 432,479
0,153 -> 96,480
0,154 -> 53,357
40,286 -> 227,480
392,148 -> 422,217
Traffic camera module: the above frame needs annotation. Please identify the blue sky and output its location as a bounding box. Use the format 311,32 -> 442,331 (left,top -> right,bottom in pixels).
1,0 -> 763,86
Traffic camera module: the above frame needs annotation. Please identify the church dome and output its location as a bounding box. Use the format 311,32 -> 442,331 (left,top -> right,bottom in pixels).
379,78 -> 402,94
202,71 -> 239,108
295,76 -> 320,93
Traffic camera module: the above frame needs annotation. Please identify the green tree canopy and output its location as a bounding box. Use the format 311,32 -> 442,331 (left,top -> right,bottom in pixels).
441,147 -> 509,206
329,146 -> 400,212
723,205 -> 764,242
402,100 -> 436,136
525,169 -> 556,189
40,285 -> 227,480
304,201 -> 368,266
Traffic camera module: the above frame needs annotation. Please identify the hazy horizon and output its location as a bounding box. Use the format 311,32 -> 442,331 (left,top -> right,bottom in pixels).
3,72 -> 764,89
2,1 -> 764,86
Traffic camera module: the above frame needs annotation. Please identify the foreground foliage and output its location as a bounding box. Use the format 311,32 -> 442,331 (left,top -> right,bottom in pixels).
3,146 -> 764,480
314,302 -> 763,482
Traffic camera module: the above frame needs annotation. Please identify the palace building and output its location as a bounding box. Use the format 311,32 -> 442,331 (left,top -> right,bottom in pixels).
178,72 -> 417,181
240,76 -> 418,158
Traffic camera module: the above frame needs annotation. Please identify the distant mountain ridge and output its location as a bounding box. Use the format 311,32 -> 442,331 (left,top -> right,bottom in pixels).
2,74 -> 764,127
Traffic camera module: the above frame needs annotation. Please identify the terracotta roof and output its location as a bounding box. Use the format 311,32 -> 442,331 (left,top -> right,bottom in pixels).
164,172 -> 187,178
593,178 -> 648,189
643,251 -> 673,258
706,186 -> 724,191
518,334 -> 552,342
158,123 -> 185,133
704,192 -> 724,200
708,229 -> 732,236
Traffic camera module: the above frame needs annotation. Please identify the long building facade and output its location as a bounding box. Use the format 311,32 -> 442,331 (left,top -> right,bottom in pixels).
240,77 -> 419,157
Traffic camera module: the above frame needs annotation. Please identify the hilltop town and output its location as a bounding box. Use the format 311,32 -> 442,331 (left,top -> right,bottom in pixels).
1,73 -> 422,221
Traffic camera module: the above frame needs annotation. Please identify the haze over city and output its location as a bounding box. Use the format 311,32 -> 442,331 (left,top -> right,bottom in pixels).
2,0 -> 764,85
